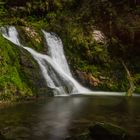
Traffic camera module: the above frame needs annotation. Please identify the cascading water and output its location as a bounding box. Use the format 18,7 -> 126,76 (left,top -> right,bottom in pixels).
42,31 -> 72,76
1,26 -> 20,46
1,26 -> 91,95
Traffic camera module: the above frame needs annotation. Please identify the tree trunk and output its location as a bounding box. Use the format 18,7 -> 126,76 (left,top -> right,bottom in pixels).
122,61 -> 135,96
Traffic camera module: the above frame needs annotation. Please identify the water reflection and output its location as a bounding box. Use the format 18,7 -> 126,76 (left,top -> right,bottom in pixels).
33,98 -> 85,140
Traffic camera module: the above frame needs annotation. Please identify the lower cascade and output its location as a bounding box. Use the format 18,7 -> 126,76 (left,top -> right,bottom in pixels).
1,26 -> 91,95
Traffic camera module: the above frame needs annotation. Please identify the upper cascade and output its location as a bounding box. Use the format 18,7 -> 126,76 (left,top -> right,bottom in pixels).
1,26 -> 21,46
42,31 -> 72,76
1,26 -> 91,95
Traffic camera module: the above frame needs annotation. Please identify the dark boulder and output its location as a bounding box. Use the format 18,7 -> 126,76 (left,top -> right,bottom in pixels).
65,122 -> 128,140
89,122 -> 127,140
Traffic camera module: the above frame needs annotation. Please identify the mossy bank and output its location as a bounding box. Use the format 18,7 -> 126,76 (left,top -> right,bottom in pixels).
0,31 -> 47,101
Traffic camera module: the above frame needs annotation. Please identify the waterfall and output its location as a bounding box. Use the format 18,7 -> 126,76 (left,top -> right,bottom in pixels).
2,26 -> 139,97
42,31 -> 72,76
1,26 -> 91,95
1,26 -> 20,46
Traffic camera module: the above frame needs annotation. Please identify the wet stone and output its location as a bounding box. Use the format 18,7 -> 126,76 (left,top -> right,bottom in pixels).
65,122 -> 128,140
89,122 -> 128,140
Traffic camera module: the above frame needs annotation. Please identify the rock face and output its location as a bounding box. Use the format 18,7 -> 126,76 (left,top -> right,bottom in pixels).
92,30 -> 106,44
75,70 -> 100,88
19,48 -> 48,95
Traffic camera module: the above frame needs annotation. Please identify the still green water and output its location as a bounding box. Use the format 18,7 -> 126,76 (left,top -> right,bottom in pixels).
0,96 -> 140,140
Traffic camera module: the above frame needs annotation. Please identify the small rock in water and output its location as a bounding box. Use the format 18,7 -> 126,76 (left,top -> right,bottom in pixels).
65,122 -> 128,140
89,122 -> 127,140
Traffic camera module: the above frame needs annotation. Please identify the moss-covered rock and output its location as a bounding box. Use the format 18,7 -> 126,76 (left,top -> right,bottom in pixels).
0,34 -> 47,101
89,122 -> 127,140
65,122 -> 128,140
17,26 -> 45,53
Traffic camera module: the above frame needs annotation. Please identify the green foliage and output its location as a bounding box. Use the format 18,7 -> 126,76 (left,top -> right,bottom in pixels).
0,34 -> 46,101
53,0 -> 63,11
17,27 -> 44,52
47,12 -> 57,21
0,92 -> 13,101
0,0 -> 140,96
0,35 -> 32,97
134,74 -> 140,93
